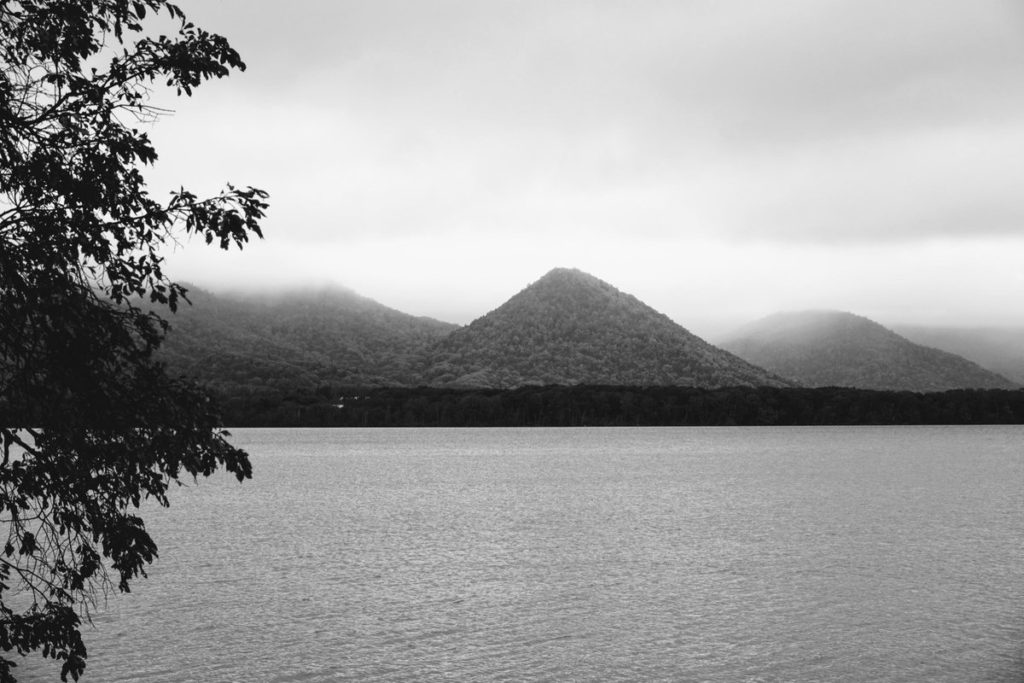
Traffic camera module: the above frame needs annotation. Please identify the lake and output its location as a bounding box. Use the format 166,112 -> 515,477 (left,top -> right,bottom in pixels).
22,426 -> 1024,681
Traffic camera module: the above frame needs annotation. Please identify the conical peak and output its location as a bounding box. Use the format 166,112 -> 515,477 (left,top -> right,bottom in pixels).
425,267 -> 789,388
503,268 -> 630,313
526,267 -> 619,295
534,267 -> 603,285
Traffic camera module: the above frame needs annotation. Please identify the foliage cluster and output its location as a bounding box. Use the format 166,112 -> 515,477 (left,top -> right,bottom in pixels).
1,2 -> 265,680
217,385 -> 1024,428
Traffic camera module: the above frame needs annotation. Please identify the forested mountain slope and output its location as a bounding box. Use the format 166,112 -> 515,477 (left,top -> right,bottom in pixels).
721,311 -> 1018,391
158,286 -> 457,393
893,325 -> 1024,385
416,268 -> 789,388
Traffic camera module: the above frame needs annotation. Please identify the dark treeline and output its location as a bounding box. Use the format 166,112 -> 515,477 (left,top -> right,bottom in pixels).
217,385 -> 1024,427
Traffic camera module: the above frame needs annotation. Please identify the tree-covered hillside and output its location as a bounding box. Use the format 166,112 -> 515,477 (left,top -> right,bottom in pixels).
158,286 -> 457,393
417,268 -> 789,388
721,311 -> 1018,391
894,325 -> 1024,385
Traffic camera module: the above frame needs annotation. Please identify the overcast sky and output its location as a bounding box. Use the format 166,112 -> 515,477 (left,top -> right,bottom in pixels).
151,0 -> 1024,337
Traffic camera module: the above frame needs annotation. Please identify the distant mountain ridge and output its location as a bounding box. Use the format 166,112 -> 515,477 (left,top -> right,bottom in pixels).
159,275 -> 1013,395
416,268 -> 789,388
158,285 -> 457,393
893,325 -> 1024,385
159,269 -> 790,392
720,310 -> 1017,391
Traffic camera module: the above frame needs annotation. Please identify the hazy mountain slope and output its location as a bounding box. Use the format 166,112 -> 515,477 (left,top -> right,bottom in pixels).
720,311 -> 1018,391
158,285 -> 457,392
892,325 -> 1024,385
416,268 -> 788,389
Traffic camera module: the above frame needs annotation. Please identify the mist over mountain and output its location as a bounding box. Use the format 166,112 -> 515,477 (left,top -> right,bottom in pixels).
416,268 -> 788,388
720,311 -> 1018,391
158,285 -> 457,393
892,325 -> 1024,385
159,274 -> 1016,397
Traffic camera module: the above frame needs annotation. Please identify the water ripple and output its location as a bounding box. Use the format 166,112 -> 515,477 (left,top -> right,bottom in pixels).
19,426 -> 1024,682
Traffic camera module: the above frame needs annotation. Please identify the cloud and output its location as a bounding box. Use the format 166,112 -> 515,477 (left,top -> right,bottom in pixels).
200,0 -> 1024,242
155,0 -> 1024,327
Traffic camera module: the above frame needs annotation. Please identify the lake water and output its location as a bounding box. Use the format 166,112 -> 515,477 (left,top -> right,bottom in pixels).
21,426 -> 1024,681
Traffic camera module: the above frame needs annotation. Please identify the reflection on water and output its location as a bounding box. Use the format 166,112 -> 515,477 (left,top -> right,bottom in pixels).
24,426 -> 1024,681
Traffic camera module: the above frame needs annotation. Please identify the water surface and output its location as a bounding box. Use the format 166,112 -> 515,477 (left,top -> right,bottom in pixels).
26,427 -> 1024,681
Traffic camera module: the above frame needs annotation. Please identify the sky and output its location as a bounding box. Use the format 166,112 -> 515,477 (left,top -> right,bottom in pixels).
149,0 -> 1024,338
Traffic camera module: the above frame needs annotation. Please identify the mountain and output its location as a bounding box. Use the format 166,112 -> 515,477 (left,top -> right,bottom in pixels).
157,285 -> 457,393
720,310 -> 1018,391
415,268 -> 788,388
892,325 -> 1024,385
